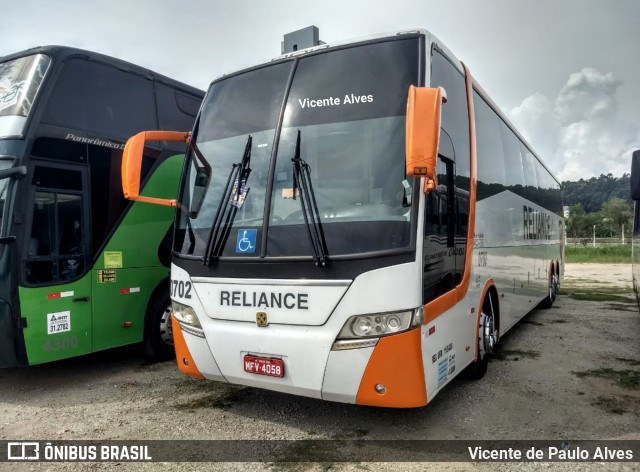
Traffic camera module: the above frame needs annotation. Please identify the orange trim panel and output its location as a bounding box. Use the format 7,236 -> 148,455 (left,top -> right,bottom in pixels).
356,328 -> 427,408
171,315 -> 205,379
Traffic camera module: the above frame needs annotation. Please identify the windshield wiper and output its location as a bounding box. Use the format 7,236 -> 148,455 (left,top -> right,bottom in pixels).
291,130 -> 328,267
203,135 -> 252,265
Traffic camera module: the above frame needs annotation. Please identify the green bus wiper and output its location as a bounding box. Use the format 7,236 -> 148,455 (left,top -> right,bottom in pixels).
291,130 -> 328,267
203,135 -> 252,265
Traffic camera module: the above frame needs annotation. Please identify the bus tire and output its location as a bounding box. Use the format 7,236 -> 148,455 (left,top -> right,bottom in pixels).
144,291 -> 175,361
539,264 -> 558,309
464,294 -> 498,380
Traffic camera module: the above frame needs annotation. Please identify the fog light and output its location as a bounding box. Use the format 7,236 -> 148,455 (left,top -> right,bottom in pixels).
375,384 -> 387,394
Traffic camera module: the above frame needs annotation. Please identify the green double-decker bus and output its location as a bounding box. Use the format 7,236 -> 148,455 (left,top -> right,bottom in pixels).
0,46 -> 203,367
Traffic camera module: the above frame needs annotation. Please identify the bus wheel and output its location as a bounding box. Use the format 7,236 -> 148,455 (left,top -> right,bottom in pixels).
540,269 -> 558,308
465,296 -> 498,380
144,292 -> 175,361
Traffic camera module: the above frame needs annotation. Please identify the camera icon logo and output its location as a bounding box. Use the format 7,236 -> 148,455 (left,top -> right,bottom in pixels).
7,442 -> 40,461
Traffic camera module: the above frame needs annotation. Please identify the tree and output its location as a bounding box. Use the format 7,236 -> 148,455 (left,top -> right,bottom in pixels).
566,203 -> 600,240
561,173 -> 631,213
601,197 -> 632,236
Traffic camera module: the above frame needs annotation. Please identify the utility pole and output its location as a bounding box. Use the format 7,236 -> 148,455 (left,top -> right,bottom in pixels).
593,225 -> 596,248
622,224 -> 625,244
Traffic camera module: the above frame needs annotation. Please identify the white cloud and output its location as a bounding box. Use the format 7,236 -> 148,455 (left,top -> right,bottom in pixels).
555,68 -> 620,125
509,92 -> 560,164
508,68 -> 639,181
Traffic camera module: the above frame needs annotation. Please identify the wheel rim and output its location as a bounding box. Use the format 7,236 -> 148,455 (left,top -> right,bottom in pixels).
550,273 -> 558,302
159,304 -> 174,346
479,310 -> 497,359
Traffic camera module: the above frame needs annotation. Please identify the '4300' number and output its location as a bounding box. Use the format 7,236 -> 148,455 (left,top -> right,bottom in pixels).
43,335 -> 79,352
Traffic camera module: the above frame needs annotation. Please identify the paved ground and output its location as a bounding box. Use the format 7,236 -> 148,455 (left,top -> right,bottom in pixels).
0,263 -> 639,471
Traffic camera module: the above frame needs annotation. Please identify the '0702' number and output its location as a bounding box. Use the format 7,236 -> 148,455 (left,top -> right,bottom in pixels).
171,280 -> 192,299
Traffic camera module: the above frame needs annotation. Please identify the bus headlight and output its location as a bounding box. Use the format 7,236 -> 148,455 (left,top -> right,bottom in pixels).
172,301 -> 204,337
336,310 -> 416,340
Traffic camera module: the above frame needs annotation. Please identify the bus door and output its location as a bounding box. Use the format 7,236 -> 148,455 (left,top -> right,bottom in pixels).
423,155 -> 456,303
19,162 -> 92,364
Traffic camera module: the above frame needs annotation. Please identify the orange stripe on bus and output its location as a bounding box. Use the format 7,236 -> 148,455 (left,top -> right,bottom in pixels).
171,315 -> 205,379
356,328 -> 427,408
423,62 -> 478,324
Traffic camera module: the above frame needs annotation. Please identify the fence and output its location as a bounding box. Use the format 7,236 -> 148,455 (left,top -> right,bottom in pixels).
566,237 -> 631,248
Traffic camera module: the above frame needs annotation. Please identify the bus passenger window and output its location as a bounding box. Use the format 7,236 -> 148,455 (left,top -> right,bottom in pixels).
26,168 -> 86,284
26,192 -> 56,283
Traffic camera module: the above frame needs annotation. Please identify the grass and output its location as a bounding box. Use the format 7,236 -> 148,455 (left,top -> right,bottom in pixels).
559,283 -> 635,303
573,368 -> 640,390
592,396 -> 628,415
605,303 -> 638,312
615,358 -> 640,367
565,245 -> 631,263
566,292 -> 635,303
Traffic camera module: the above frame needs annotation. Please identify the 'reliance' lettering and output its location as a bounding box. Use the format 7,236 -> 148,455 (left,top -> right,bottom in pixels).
523,205 -> 552,240
220,290 -> 309,310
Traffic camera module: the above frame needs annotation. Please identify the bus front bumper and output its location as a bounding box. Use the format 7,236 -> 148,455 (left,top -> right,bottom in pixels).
172,316 -> 427,408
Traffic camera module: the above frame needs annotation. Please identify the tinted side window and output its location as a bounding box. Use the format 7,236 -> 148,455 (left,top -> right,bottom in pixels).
156,83 -> 201,131
500,122 -> 525,188
520,143 -> 538,189
430,49 -> 471,180
430,48 -> 470,280
43,58 -> 156,138
474,91 -> 506,200
88,146 -> 156,257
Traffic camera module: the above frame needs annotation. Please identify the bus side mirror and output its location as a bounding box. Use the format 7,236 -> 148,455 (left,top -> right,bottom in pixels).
405,85 -> 446,193
121,130 -> 191,206
631,150 -> 640,200
0,165 -> 27,180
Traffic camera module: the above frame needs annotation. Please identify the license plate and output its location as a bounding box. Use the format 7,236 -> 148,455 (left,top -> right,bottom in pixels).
243,355 -> 284,378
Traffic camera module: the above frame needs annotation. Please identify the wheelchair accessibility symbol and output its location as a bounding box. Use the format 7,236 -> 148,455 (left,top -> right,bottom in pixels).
236,229 -> 257,254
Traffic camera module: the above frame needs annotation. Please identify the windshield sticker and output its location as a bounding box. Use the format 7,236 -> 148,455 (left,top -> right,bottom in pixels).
281,188 -> 300,199
230,176 -> 250,209
104,251 -> 123,269
298,94 -> 374,109
0,80 -> 26,112
236,229 -> 257,254
47,311 -> 71,335
0,54 -> 51,118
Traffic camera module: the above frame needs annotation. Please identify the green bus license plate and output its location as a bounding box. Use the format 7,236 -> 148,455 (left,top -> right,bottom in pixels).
243,355 -> 284,378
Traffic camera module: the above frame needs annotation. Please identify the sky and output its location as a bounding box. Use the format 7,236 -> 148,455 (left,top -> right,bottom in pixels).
1,0 -> 638,181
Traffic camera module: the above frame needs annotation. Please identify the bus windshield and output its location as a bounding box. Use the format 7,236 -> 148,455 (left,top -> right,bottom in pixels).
0,54 -> 51,138
175,38 -> 420,259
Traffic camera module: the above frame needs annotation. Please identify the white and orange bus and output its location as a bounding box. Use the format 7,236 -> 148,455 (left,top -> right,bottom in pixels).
122,29 -> 563,407
631,150 -> 640,307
